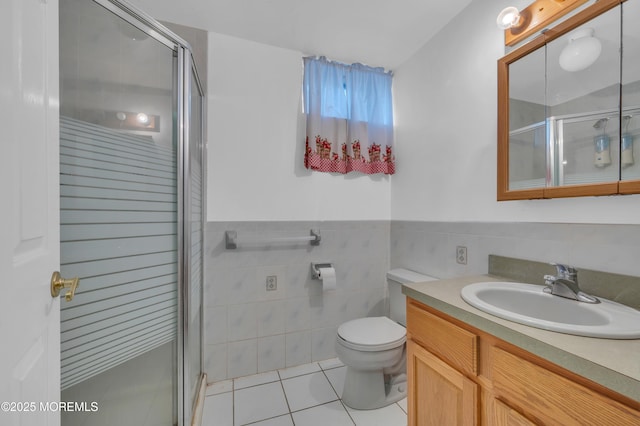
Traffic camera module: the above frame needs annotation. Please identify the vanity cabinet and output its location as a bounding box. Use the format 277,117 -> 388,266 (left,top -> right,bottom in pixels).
406,298 -> 640,425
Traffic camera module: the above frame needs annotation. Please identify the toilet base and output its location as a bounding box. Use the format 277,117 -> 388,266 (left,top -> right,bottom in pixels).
341,367 -> 407,410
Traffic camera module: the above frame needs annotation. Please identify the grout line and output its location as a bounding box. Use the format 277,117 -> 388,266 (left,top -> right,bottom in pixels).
233,378 -> 280,391
338,399 -> 357,426
277,370 -> 293,415
321,369 -> 340,399
275,361 -> 322,380
243,413 -> 292,425
205,361 -> 407,426
288,398 -> 340,414
321,364 -> 344,371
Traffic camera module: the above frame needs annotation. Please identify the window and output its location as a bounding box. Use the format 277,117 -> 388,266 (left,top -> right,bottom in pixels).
303,56 -> 395,175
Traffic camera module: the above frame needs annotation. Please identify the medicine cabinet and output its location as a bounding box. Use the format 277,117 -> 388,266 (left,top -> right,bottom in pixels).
497,0 -> 640,200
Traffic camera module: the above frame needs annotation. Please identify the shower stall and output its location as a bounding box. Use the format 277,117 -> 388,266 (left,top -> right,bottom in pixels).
58,0 -> 204,425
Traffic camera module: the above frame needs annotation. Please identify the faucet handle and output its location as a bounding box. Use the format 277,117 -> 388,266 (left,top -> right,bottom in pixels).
551,263 -> 577,279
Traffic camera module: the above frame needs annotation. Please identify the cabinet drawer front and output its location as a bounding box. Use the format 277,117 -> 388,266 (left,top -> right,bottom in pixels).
493,347 -> 640,426
407,301 -> 478,376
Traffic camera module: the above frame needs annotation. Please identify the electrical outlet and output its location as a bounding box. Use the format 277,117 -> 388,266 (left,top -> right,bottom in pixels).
266,275 -> 277,291
456,246 -> 467,265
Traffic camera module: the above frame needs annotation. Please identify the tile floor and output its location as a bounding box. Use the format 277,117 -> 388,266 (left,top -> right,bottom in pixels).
202,358 -> 407,426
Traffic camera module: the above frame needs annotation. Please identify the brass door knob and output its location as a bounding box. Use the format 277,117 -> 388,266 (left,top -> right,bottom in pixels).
51,271 -> 80,302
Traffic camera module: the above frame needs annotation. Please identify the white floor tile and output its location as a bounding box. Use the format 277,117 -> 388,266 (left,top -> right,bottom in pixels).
324,365 -> 346,397
281,371 -> 338,412
346,402 -> 407,426
206,379 -> 233,396
234,381 -> 289,426
202,392 -> 233,426
201,362 -> 410,426
250,414 -> 294,426
234,370 -> 279,390
278,362 -> 321,380
319,357 -> 344,370
292,401 -> 354,426
397,397 -> 407,414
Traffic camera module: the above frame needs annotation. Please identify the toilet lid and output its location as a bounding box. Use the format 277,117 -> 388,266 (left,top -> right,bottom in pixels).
337,317 -> 406,349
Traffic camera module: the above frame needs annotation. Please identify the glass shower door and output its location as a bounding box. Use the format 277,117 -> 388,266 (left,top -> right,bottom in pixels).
59,0 -> 178,424
185,65 -> 205,415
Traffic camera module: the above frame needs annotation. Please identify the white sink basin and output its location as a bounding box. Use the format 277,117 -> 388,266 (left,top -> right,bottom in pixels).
460,282 -> 640,339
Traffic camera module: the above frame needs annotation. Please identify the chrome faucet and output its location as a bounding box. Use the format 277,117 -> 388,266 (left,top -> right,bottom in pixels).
543,263 -> 599,303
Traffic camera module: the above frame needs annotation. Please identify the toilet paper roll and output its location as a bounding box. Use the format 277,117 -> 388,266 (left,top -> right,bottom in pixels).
318,266 -> 337,291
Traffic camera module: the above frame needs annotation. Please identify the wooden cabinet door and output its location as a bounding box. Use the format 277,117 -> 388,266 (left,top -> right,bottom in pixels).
407,339 -> 478,426
494,399 -> 537,426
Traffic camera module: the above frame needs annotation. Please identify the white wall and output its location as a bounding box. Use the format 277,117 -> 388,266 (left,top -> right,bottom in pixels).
206,33 -> 391,222
392,0 -> 640,224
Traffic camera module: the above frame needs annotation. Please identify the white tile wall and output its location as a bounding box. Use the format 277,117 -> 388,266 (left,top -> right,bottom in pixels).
258,335 -> 286,373
227,339 -> 257,378
204,221 -> 390,381
205,343 -> 228,382
205,220 -> 640,382
257,300 -> 286,337
228,303 -> 258,341
284,330 -> 312,367
390,221 -> 640,279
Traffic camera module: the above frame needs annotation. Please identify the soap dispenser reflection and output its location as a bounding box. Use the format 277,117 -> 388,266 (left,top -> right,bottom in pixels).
593,118 -> 611,168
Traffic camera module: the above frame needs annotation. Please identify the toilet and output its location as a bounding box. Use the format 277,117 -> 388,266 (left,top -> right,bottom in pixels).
335,268 -> 437,410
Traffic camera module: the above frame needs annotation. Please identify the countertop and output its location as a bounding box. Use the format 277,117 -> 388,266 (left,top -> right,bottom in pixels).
402,274 -> 640,403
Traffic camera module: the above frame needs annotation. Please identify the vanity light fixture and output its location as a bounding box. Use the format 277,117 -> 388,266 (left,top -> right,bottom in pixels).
558,27 -> 602,72
136,112 -> 150,124
497,6 -> 521,30
74,109 -> 160,132
501,0 -> 589,47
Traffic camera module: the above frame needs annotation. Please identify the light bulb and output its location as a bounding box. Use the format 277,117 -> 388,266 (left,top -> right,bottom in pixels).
136,113 -> 149,124
497,7 -> 521,30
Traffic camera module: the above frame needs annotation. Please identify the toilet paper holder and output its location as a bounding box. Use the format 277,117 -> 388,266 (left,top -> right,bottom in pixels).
311,262 -> 334,280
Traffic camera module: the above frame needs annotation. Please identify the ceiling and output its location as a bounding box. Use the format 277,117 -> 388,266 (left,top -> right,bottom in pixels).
127,0 -> 473,69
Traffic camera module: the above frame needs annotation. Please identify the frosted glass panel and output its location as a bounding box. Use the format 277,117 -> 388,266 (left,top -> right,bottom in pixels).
59,5 -> 177,426
187,68 -> 204,411
60,117 -> 178,389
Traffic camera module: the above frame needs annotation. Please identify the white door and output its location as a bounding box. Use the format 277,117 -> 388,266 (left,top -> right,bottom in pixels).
0,0 -> 61,425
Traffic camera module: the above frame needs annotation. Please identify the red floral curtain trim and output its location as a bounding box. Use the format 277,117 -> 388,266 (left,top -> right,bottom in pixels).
304,136 -> 395,175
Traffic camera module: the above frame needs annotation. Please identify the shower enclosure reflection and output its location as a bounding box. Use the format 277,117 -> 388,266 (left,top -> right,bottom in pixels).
58,0 -> 204,425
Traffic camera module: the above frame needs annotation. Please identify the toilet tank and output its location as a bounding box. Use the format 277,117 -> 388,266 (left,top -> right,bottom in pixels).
387,268 -> 438,326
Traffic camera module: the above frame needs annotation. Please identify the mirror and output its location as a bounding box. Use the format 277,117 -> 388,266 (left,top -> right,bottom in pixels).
620,0 -> 640,192
498,0 -> 639,200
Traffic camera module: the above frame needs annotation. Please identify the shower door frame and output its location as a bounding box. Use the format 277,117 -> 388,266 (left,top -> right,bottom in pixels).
76,1 -> 206,425
179,39 -> 207,423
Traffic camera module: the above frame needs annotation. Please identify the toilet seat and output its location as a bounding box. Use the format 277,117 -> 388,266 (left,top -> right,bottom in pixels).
337,317 -> 406,352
